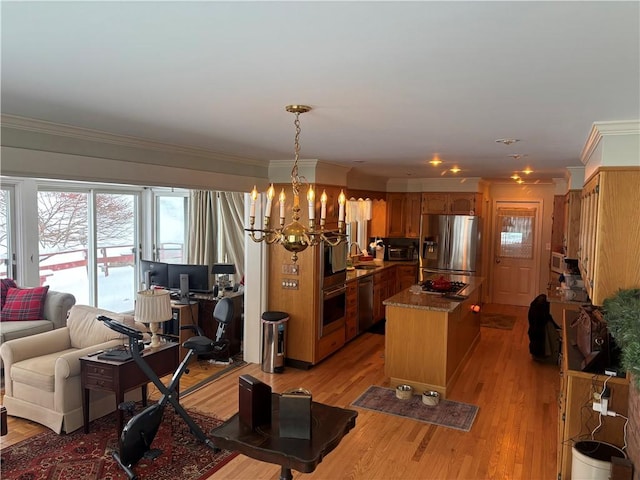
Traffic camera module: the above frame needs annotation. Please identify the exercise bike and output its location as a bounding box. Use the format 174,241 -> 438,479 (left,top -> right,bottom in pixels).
97,315 -> 220,480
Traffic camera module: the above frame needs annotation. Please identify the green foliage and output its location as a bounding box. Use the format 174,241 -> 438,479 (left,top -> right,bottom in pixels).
603,289 -> 640,389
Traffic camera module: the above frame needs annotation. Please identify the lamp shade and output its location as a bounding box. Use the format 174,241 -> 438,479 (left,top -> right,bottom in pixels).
135,289 -> 172,324
135,289 -> 172,348
212,263 -> 236,275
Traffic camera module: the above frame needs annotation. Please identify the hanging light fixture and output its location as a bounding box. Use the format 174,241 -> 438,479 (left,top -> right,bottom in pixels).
246,105 -> 347,263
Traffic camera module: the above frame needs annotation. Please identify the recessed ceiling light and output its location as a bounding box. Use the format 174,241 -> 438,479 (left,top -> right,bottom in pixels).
450,167 -> 461,174
510,173 -> 520,180
495,138 -> 520,145
429,157 -> 442,166
522,167 -> 533,175
507,154 -> 527,160
516,178 -> 525,184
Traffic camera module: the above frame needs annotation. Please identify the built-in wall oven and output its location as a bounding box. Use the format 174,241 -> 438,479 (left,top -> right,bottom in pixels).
319,239 -> 348,338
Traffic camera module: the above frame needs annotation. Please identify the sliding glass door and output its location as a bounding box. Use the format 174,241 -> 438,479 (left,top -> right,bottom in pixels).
38,188 -> 140,311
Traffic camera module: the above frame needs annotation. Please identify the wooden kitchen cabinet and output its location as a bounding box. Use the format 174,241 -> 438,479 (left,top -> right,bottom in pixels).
369,198 -> 387,238
396,264 -> 418,292
564,190 -> 581,259
557,310 -> 629,480
345,280 -> 358,342
386,193 -> 421,238
577,169 -> 640,305
421,192 -> 481,216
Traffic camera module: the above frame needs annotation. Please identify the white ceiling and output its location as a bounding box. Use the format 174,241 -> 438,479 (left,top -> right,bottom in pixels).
2,1 -> 639,182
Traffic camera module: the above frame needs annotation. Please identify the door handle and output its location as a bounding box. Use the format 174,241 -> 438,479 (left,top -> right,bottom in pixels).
495,258 -> 501,264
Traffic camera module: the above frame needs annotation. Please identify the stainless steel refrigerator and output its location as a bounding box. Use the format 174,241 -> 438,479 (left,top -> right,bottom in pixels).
419,214 -> 480,275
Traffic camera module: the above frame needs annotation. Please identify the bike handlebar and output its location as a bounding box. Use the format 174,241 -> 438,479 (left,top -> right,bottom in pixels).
97,315 -> 144,341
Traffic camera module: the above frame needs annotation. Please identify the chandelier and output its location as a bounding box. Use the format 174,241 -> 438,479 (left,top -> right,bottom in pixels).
246,105 -> 347,263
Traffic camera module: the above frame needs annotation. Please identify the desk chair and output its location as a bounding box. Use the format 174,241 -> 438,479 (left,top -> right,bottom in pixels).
181,297 -> 235,363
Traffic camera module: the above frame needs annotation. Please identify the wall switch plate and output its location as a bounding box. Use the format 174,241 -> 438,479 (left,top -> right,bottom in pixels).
282,264 -> 299,275
281,279 -> 299,290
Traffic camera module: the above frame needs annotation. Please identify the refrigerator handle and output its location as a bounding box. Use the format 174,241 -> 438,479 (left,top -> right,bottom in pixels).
443,216 -> 450,269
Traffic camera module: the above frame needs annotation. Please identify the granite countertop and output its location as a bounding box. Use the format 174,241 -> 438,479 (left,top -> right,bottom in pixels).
383,274 -> 484,313
345,261 -> 417,282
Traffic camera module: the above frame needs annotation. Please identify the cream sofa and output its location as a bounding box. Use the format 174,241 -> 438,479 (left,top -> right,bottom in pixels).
0,305 -> 149,434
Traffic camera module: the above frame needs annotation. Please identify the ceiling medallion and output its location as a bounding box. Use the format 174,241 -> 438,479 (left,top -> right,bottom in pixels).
495,138 -> 520,145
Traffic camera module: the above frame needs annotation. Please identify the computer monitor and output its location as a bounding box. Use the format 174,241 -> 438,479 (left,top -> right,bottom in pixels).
139,260 -> 169,289
167,263 -> 211,294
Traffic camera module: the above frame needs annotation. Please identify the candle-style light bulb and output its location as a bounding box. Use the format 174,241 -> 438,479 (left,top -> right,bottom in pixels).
307,186 -> 315,220
265,184 -> 275,218
320,190 -> 327,220
279,189 -> 286,219
338,190 -> 346,222
250,185 -> 258,218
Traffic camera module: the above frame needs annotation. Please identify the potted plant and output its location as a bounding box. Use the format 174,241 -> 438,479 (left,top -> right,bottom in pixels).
603,288 -> 640,389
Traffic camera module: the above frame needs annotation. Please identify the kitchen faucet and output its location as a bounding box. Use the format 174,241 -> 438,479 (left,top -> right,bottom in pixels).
348,242 -> 362,257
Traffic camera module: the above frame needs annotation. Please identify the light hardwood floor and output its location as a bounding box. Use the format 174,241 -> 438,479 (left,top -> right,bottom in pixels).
1,304 -> 560,479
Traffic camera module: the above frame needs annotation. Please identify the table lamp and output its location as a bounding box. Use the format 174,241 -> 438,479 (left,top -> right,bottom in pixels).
212,263 -> 236,294
135,289 -> 172,348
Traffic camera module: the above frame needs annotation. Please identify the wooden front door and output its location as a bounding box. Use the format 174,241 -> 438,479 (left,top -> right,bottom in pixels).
491,202 -> 541,306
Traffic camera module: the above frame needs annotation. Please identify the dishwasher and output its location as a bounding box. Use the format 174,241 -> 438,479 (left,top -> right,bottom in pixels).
357,276 -> 374,333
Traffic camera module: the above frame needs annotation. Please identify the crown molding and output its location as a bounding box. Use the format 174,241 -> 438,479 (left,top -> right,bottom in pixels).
1,114 -> 264,167
580,120 -> 640,166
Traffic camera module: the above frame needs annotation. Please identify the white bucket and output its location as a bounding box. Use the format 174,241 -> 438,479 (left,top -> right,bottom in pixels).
571,441 -> 626,480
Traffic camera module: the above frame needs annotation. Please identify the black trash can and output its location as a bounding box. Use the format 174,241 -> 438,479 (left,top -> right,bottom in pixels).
261,311 -> 289,373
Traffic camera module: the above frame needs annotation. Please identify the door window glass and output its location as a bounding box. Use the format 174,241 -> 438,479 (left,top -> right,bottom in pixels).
497,208 -> 536,259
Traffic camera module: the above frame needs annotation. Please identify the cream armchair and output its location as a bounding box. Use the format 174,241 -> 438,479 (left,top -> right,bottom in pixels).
0,305 -> 150,434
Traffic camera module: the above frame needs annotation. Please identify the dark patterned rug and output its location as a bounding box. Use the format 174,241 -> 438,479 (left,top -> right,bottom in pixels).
0,406 -> 236,480
352,385 -> 478,432
480,313 -> 517,330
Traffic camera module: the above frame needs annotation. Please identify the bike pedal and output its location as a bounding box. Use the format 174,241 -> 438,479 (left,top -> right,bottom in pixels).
118,401 -> 136,414
143,448 -> 163,460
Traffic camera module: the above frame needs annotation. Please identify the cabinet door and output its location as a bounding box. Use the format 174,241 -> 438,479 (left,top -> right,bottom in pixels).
421,193 -> 449,214
564,191 -> 581,259
449,193 -> 477,215
369,199 -> 388,238
345,282 -> 358,341
396,265 -> 417,291
404,193 -> 422,238
386,193 -> 406,237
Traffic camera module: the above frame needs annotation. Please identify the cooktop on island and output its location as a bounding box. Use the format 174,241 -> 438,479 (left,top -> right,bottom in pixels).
420,280 -> 468,295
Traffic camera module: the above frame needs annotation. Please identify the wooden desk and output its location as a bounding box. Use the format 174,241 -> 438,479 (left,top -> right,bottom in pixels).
164,302 -> 198,363
1,406 -> 7,436
80,342 -> 179,435
210,393 -> 357,480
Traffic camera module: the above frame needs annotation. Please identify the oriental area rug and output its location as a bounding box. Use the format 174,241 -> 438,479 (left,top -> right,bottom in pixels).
352,385 -> 478,432
480,312 -> 517,330
0,407 -> 237,480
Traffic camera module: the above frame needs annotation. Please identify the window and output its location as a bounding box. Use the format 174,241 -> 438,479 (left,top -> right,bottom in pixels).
37,188 -> 140,312
0,186 -> 16,279
155,193 -> 188,263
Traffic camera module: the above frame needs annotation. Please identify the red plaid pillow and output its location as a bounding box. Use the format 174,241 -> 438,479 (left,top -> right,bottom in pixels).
1,278 -> 18,309
1,286 -> 50,321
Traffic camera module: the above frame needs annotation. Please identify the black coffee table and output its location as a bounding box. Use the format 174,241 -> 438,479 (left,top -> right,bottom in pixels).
210,393 -> 357,480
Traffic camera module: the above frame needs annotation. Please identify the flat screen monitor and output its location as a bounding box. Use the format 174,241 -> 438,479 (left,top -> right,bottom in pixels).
167,263 -> 211,293
139,259 -> 169,289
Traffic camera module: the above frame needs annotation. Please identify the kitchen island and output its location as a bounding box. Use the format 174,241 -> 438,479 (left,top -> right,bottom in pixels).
383,274 -> 483,398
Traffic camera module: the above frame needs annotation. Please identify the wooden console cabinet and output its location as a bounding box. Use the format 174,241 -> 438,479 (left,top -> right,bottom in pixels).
557,310 -> 629,480
165,302 -> 198,363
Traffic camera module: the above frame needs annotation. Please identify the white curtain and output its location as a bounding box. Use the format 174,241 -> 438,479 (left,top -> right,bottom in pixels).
187,190 -> 245,285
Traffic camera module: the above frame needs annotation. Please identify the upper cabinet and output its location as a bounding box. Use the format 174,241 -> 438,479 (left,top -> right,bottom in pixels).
578,169 -> 640,305
421,193 -> 482,216
564,190 -> 581,259
386,193 -> 421,238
